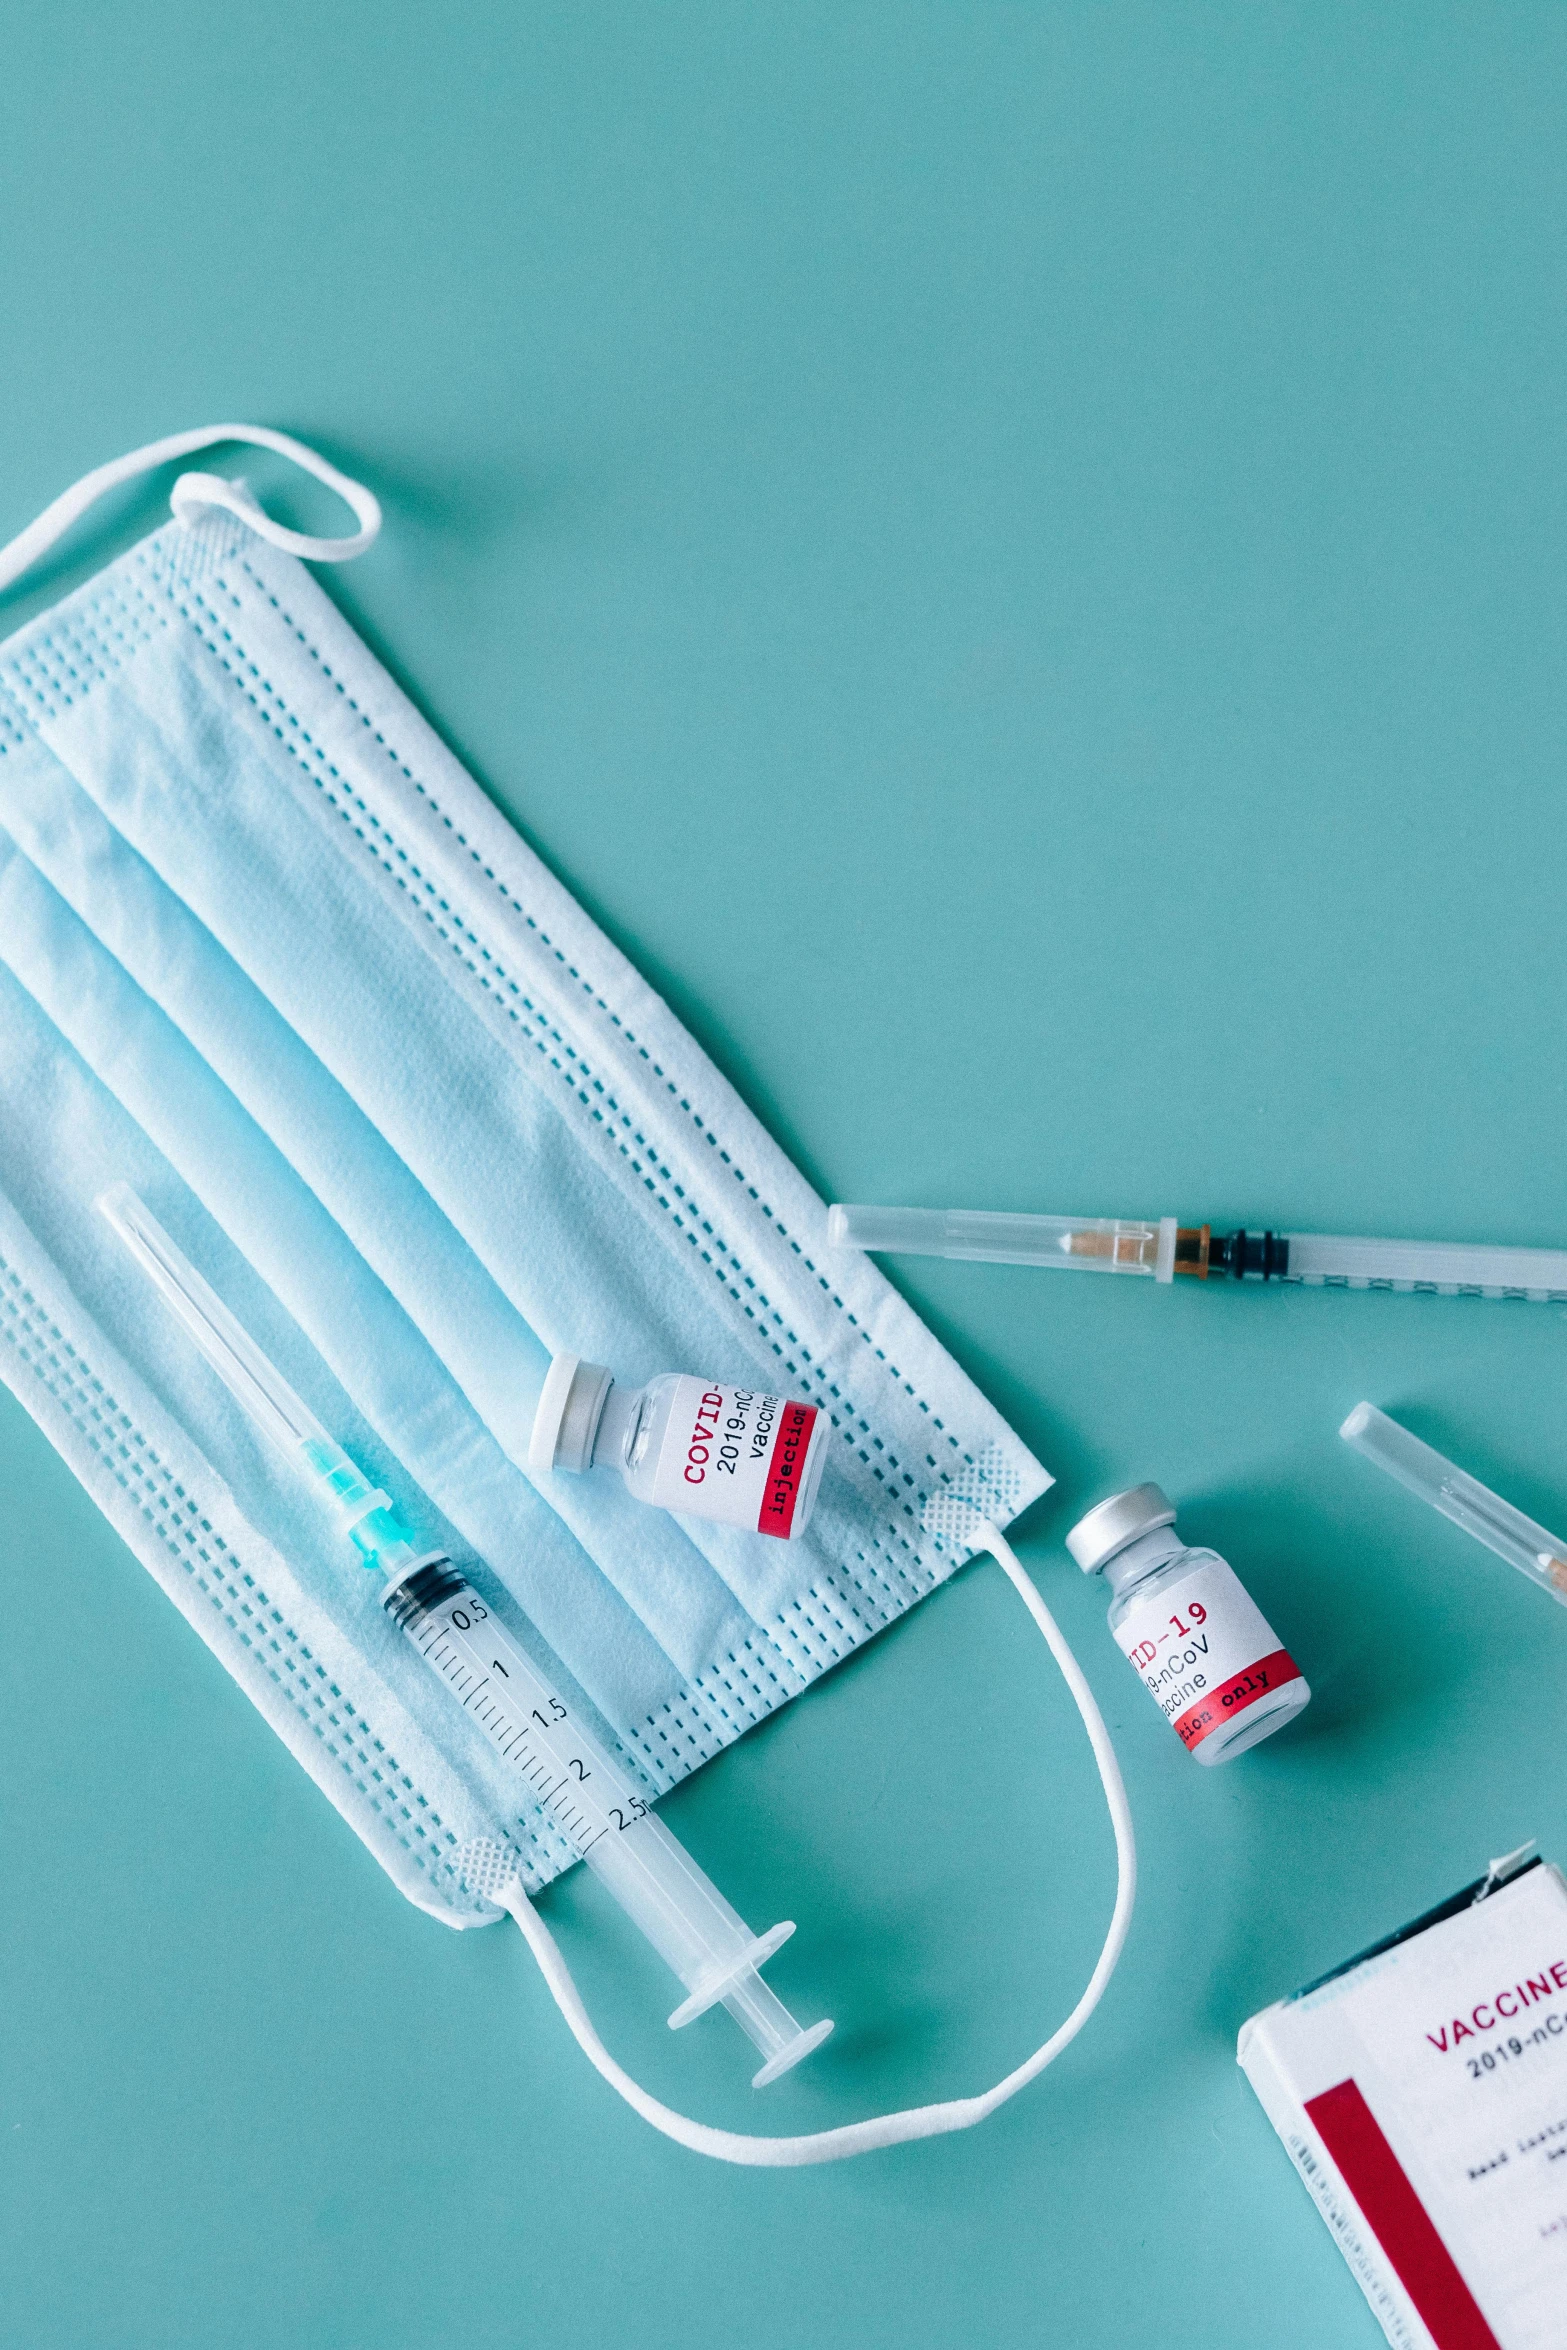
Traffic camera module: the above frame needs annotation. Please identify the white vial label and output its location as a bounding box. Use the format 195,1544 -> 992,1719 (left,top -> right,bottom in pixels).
1112,1558 -> 1303,1754
650,1377 -> 818,1539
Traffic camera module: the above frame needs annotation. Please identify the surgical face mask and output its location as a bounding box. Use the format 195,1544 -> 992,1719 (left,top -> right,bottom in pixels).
0,427 -> 1133,2165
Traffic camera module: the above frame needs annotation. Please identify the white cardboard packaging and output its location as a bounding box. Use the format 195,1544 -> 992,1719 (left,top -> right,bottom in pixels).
1239,1855 -> 1567,2349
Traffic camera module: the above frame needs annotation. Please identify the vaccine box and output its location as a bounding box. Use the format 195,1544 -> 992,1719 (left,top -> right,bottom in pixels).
1239,1853 -> 1567,2349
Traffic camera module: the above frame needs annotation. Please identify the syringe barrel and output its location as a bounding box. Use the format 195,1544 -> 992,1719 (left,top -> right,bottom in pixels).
1288,1233 -> 1567,1299
828,1202 -> 1163,1274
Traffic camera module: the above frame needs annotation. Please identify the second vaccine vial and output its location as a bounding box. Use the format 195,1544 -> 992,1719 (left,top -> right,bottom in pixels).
1068,1484 -> 1310,1763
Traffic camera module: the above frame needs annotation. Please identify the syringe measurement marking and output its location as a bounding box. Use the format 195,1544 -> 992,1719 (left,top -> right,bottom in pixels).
411,1600 -> 646,1853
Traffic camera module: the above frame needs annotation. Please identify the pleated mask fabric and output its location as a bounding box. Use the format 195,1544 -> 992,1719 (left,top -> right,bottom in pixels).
0,447 -> 1049,1928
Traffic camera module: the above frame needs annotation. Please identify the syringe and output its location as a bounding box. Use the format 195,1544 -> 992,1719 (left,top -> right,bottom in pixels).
99,1184 -> 833,2086
827,1203 -> 1567,1303
1341,1401 -> 1567,1610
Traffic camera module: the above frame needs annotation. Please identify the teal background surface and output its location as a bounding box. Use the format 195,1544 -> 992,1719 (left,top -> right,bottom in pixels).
3,6 -> 1567,2344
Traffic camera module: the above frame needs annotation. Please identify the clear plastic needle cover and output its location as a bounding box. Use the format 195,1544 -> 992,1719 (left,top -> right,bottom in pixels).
1340,1402 -> 1567,1609
99,1181 -> 332,1454
826,1203 -> 1178,1278
97,1182 -> 413,1573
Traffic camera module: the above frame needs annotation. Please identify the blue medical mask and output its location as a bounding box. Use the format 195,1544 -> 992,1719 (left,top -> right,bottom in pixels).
0,430 -> 1132,2164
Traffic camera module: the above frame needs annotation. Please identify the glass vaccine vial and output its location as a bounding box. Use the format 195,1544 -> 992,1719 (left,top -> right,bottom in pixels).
1067,1483 -> 1310,1763
528,1353 -> 828,1541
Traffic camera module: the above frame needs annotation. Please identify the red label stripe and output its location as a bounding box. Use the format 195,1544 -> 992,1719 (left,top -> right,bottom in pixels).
1173,1647 -> 1302,1749
1304,2078 -> 1501,2350
757,1402 -> 816,1539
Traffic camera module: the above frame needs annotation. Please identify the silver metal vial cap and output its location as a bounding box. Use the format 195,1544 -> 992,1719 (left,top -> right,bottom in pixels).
1066,1482 -> 1178,1574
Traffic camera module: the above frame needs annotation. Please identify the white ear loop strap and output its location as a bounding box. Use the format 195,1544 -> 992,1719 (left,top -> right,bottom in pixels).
502,1522 -> 1136,2167
0,424 -> 381,594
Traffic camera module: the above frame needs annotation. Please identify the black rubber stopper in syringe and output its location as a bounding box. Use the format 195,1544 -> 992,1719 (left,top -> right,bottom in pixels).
1206,1229 -> 1291,1280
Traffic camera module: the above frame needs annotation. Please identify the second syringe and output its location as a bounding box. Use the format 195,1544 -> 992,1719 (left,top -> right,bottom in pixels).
827,1202 -> 1567,1302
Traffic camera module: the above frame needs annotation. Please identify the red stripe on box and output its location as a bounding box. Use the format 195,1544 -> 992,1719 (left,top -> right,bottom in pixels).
1304,2078 -> 1501,2350
1173,1648 -> 1302,1749
757,1402 -> 815,1539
